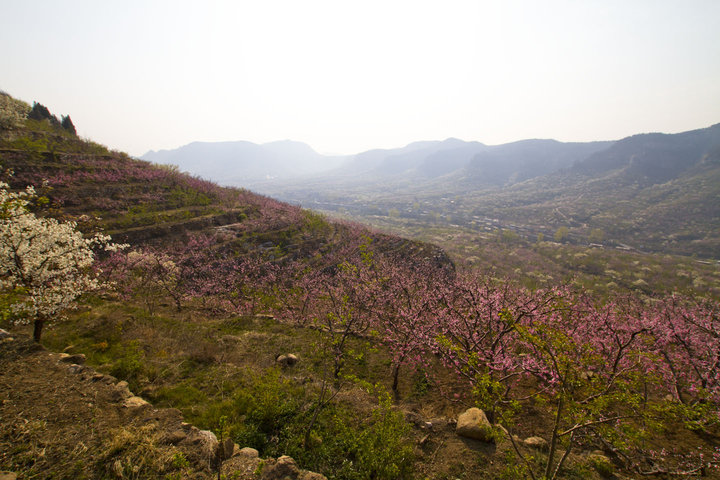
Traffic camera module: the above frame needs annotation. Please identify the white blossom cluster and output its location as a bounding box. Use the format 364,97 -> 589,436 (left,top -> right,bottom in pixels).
0,93 -> 30,130
0,180 -> 125,326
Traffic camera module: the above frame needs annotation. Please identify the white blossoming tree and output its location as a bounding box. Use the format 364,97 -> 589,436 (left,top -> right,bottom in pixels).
0,180 -> 124,341
0,92 -> 30,130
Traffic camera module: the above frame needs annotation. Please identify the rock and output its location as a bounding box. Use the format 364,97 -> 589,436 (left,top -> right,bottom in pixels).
194,429 -> 219,456
260,456 -> 300,480
523,436 -> 548,450
221,437 -> 235,460
456,408 -> 495,442
67,364 -> 85,374
113,381 -> 133,400
123,396 -> 150,409
221,451 -> 325,480
221,454 -> 262,478
235,446 -> 259,458
276,353 -> 299,367
0,472 -> 17,480
163,430 -> 187,445
59,353 -> 86,364
299,473 -> 327,480
430,417 -> 451,430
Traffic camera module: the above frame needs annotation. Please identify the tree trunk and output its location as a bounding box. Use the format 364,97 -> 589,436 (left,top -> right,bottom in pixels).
545,396 -> 564,480
392,364 -> 401,399
33,317 -> 45,342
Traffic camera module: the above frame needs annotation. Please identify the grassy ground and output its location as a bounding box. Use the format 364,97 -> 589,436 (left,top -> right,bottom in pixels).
3,292 -> 713,480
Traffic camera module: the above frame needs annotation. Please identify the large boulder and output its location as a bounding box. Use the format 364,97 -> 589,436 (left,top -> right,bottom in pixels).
456,407 -> 495,442
276,353 -> 299,368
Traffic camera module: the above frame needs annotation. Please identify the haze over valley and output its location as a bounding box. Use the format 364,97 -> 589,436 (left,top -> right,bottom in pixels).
144,122 -> 720,259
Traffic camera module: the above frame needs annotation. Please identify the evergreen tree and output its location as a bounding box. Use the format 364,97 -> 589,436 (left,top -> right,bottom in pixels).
61,115 -> 77,135
28,102 -> 60,126
28,102 -> 52,121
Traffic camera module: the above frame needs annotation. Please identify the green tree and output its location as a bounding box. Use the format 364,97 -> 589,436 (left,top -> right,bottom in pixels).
28,102 -> 59,125
553,226 -> 569,243
588,228 -> 604,244
61,115 -> 77,135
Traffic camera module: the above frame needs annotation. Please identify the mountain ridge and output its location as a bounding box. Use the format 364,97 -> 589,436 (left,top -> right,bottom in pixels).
239,122 -> 720,258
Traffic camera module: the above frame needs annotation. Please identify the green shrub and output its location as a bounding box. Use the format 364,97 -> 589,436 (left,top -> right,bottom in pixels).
587,454 -> 614,477
109,340 -> 146,386
154,384 -> 208,408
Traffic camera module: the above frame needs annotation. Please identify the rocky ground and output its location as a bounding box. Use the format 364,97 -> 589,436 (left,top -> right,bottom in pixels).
0,331 -> 325,480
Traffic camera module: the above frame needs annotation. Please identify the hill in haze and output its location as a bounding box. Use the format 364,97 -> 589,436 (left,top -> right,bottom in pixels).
142,140 -> 347,184
244,124 -> 720,259
143,136 -> 616,190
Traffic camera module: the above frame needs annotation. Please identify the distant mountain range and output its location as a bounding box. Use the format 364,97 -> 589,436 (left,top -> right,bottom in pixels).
142,124 -> 720,258
142,135 -> 616,188
142,140 -> 347,183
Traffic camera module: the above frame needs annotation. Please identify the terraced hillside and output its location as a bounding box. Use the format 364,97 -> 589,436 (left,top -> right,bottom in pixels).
2,97 -> 720,480
0,115 -> 449,269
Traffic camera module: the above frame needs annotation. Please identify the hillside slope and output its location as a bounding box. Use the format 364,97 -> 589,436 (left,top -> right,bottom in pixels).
0,111 -> 451,269
0,332 -> 331,480
3,95 -> 720,480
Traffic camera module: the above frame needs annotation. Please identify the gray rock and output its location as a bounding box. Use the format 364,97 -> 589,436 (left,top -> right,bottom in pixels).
456,407 -> 495,442
523,436 -> 548,450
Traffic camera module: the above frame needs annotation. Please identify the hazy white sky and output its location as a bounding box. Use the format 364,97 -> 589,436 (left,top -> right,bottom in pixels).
2,0 -> 719,156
